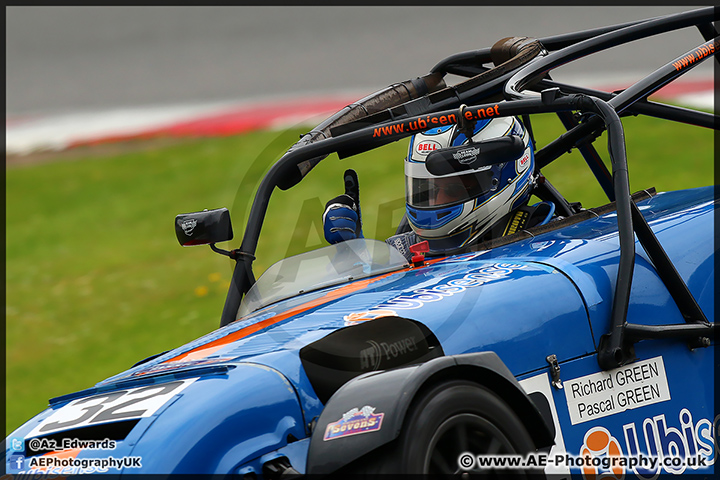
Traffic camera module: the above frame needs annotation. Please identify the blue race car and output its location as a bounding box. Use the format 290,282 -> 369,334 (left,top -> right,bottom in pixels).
6,7 -> 716,478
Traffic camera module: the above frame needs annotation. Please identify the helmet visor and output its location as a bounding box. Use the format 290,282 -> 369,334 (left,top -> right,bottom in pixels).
406,169 -> 498,208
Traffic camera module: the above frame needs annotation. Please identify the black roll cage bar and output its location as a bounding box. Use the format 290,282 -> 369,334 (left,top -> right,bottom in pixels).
219,7 -> 717,370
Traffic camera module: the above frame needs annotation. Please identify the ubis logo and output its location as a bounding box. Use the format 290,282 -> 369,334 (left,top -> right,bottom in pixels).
581,426 -> 625,480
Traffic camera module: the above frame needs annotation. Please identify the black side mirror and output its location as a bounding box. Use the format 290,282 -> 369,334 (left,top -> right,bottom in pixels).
175,208 -> 233,246
425,135 -> 525,175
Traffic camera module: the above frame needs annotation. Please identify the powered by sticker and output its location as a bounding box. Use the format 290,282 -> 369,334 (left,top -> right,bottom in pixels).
564,356 -> 670,425
323,406 -> 384,441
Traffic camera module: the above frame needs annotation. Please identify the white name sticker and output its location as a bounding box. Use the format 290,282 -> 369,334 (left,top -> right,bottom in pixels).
28,378 -> 197,437
564,356 -> 670,425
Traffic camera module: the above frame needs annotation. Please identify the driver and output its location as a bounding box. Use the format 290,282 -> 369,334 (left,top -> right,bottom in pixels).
322,116 -> 556,260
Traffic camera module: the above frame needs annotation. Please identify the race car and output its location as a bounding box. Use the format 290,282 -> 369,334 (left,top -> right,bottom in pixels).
6,7 -> 717,478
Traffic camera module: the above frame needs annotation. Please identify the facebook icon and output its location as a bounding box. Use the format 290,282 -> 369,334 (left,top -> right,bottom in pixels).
8,454 -> 25,471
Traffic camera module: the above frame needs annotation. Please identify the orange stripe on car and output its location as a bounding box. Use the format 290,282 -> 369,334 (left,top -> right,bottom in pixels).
164,268 -> 409,364
163,256 -> 447,365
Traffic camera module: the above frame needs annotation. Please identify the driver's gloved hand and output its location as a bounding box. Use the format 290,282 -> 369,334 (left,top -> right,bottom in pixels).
323,169 -> 363,244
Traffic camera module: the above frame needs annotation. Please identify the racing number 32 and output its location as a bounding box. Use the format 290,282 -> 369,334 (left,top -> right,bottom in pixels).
36,378 -> 197,435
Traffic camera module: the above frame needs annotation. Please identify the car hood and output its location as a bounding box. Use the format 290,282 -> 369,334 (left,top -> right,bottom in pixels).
7,186 -> 713,474
98,187 -> 713,384
6,362 -> 306,475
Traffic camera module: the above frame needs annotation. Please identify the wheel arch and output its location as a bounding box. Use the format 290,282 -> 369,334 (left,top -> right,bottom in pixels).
306,351 -> 553,475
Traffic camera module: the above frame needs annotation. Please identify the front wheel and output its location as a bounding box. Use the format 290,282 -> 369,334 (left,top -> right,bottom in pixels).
369,380 -> 541,476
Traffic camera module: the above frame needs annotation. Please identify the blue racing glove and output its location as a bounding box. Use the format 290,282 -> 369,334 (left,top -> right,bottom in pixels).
323,169 -> 363,244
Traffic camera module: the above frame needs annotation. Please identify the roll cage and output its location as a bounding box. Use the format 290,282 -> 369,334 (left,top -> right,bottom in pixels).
219,7 -> 717,370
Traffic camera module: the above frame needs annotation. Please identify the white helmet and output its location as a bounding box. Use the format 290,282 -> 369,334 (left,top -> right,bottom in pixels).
405,116 -> 534,253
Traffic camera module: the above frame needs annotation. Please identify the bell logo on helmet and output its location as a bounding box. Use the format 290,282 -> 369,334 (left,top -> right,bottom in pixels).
518,152 -> 530,170
416,140 -> 441,156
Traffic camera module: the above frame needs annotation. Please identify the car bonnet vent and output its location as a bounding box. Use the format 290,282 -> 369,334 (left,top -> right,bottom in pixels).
300,316 -> 444,404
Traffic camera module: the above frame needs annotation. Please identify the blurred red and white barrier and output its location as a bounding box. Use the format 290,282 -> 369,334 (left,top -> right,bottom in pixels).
6,79 -> 713,156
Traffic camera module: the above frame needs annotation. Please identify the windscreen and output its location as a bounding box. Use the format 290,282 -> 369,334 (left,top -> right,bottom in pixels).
237,238 -> 408,319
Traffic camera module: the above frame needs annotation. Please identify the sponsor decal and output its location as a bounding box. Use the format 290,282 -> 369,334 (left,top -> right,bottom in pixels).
623,409 -> 716,477
28,378 -> 197,437
323,405 -> 384,441
580,426 -> 625,479
359,336 -> 418,370
671,39 -> 717,72
372,114 -> 458,138
564,357 -> 671,425
415,139 -> 441,156
308,104 -> 507,141
517,151 -> 530,172
370,262 -> 530,311
181,218 -> 197,236
503,210 -> 529,236
372,113 -> 461,138
463,104 -> 501,121
343,309 -> 398,326
579,408 -> 718,478
453,146 -> 481,164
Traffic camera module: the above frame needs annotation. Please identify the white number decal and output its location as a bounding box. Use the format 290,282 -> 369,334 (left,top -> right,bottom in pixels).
28,378 -> 197,437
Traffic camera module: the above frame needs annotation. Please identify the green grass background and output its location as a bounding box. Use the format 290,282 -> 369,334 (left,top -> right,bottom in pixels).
6,113 -> 713,435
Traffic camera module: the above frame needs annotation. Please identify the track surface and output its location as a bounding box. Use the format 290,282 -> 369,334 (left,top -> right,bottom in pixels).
7,6 -> 709,114
6,6 -> 713,154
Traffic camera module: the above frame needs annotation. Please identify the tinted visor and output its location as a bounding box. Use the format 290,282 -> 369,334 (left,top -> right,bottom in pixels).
407,169 -> 498,208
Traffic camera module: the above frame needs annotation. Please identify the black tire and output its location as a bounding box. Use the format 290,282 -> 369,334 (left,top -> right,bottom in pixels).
368,379 -> 540,476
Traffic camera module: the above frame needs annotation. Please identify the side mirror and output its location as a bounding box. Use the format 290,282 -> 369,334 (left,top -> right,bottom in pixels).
175,208 -> 233,246
425,135 -> 525,175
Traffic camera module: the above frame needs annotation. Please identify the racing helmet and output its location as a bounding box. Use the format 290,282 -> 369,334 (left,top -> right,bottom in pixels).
405,116 -> 534,253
